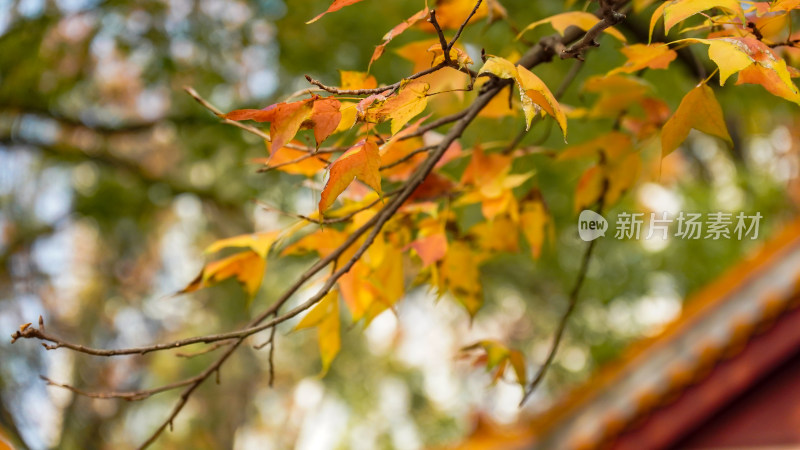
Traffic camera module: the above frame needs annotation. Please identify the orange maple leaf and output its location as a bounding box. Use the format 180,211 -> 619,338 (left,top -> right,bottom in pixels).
307,0 -> 365,24
319,139 -> 382,214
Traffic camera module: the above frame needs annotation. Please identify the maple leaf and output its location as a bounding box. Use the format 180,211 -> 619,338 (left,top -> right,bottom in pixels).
224,96 -> 343,152
282,228 -> 349,259
574,166 -> 604,212
518,11 -> 626,42
393,40 -> 472,98
516,65 -> 567,139
339,70 -> 377,90
294,291 -> 340,375
582,74 -> 653,118
661,83 -> 732,157
379,115 -> 430,180
178,251 -> 266,300
406,172 -> 457,204
660,0 -> 744,36
558,131 -> 633,161
469,216 -> 519,253
369,8 -> 429,69
339,232 -> 404,324
478,56 -> 567,140
363,80 -> 430,135
205,231 -> 281,259
177,231 -> 280,301
561,132 -> 640,209
409,233 -> 447,267
608,43 -> 678,75
307,0 -> 365,24
462,340 -> 527,388
224,98 -> 314,153
458,146 -> 531,221
319,139 -> 382,214
419,0 -> 507,30
438,241 -> 485,316
305,97 -> 342,147
519,198 -> 550,260
258,140 -> 330,177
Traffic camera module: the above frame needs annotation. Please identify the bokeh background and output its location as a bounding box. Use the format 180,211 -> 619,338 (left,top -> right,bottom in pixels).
2,0 -> 800,448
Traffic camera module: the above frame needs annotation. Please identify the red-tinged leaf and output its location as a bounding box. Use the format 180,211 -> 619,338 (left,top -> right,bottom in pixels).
224,98 -> 314,154
406,173 -> 455,203
294,291 -> 340,375
226,96 -> 344,152
307,0 -> 365,24
460,146 -> 512,187
661,83 -> 732,157
369,8 -> 429,69
518,11 -> 626,42
737,63 -> 800,104
319,140 -> 382,214
306,97 -> 342,147
410,233 -> 447,267
609,43 -> 678,75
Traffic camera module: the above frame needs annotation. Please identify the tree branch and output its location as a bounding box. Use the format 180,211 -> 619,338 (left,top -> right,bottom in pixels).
12,2 -> 631,446
519,155 -> 611,406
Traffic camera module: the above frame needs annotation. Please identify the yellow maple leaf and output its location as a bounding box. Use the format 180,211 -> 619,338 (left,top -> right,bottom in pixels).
478,56 -> 568,139
661,83 -> 732,157
519,199 -> 550,259
608,43 -> 678,75
364,80 -> 429,135
205,230 -> 280,259
518,11 -> 626,42
179,250 -> 266,300
661,0 -> 744,36
294,290 -> 340,375
339,70 -> 377,90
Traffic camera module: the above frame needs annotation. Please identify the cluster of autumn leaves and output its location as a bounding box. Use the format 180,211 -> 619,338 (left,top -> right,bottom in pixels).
176,0 -> 800,382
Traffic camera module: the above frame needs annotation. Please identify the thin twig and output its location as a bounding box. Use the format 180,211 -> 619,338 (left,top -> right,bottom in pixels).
429,9 -> 452,65
40,375 -> 200,401
519,164 -> 610,406
561,6 -> 626,60
380,145 -> 437,170
448,0 -> 484,51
